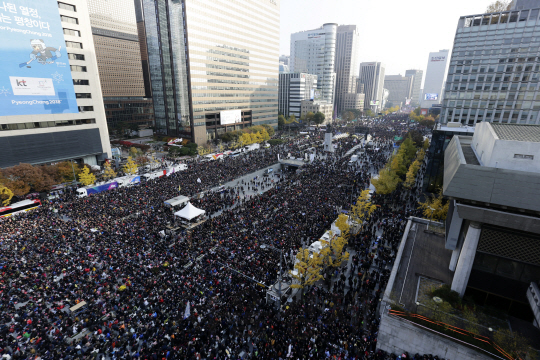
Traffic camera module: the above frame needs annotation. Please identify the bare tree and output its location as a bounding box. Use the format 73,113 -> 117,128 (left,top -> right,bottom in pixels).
485,0 -> 511,13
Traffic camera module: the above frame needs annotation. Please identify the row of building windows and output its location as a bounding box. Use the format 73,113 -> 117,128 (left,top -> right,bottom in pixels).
75,93 -> 91,99
60,15 -> 78,24
449,63 -> 540,74
66,41 -> 83,49
71,65 -> 87,72
0,119 -> 95,131
68,53 -> 85,61
73,79 -> 89,86
63,28 -> 80,37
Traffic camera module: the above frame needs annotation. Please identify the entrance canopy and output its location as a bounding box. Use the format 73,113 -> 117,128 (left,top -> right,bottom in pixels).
174,202 -> 205,220
164,195 -> 190,208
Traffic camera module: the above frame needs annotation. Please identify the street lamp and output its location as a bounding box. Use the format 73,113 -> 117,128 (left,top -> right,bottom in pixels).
261,244 -> 284,314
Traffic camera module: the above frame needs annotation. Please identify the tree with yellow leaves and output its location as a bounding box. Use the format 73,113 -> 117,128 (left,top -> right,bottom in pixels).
0,185 -> 14,206
290,248 -> 324,299
122,156 -> 138,176
372,168 -> 402,195
260,129 -> 270,141
239,133 -> 252,147
102,161 -> 116,180
321,234 -> 350,269
418,190 -> 449,221
404,160 -> 421,189
350,189 -> 377,233
389,153 -> 408,177
422,138 -> 430,151
78,166 -> 96,186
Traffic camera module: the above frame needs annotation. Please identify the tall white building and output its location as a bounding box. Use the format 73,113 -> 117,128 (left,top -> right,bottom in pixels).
290,23 -> 337,104
334,25 -> 360,116
278,73 -> 317,119
405,69 -> 423,106
421,50 -> 450,109
359,62 -> 386,112
0,0 -> 111,168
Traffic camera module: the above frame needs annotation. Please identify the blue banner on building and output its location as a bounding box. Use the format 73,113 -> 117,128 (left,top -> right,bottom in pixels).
0,0 -> 78,116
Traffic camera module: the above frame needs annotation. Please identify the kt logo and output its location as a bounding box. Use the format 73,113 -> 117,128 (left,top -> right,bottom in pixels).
16,79 -> 27,87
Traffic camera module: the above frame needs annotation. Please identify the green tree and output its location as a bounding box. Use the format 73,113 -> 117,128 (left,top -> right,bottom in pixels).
463,306 -> 480,336
372,168 -> 402,195
305,111 -> 315,126
278,115 -> 286,130
423,138 -> 430,150
313,111 -> 325,125
418,190 -> 449,221
493,328 -> 535,360
365,109 -> 375,117
389,153 -> 408,177
0,185 -> 14,206
122,156 -> 138,175
102,161 -> 116,180
78,166 -> 96,186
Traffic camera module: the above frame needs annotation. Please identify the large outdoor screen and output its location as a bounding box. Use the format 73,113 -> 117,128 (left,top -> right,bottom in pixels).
0,0 -> 79,116
370,100 -> 380,106
424,93 -> 439,101
220,109 -> 241,125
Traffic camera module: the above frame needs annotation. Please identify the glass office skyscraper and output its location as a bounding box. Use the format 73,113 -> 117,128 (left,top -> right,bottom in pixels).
441,5 -> 540,125
135,0 -> 280,143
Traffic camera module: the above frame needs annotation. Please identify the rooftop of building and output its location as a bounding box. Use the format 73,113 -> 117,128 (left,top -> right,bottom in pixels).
383,218 -> 453,311
491,123 -> 540,142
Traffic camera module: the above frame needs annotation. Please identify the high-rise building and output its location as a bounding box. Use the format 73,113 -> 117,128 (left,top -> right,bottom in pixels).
0,0 -> 111,168
290,24 -> 337,104
359,62 -> 385,111
420,49 -> 449,110
300,100 -> 333,124
279,55 -> 290,66
334,25 -> 360,116
383,75 -> 414,108
405,69 -> 423,106
87,0 -> 154,132
278,73 -> 317,119
441,4 -> 540,125
342,93 -> 365,113
136,0 -> 280,144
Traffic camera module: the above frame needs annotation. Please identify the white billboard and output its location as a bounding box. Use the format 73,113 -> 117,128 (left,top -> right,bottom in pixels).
424,93 -> 439,101
220,110 -> 242,125
370,100 -> 380,106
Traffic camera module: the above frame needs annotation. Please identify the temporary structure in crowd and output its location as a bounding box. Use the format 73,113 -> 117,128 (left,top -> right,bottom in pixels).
174,202 -> 205,221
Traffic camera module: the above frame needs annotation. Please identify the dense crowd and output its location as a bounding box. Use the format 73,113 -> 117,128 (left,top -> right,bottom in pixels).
0,119 -> 442,360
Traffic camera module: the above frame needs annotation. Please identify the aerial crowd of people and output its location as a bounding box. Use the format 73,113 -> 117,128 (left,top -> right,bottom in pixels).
0,117 -> 445,360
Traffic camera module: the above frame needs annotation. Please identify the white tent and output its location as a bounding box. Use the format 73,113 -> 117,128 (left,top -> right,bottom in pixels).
174,202 -> 205,220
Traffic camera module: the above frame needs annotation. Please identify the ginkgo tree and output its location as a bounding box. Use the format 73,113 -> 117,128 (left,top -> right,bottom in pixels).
122,156 -> 138,176
290,248 -> 324,299
102,161 -> 116,180
418,190 -> 449,221
349,189 -> 377,232
78,166 -> 96,186
0,185 -> 14,206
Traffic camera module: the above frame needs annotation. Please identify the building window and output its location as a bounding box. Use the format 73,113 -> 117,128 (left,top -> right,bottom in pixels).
60,15 -> 78,24
514,154 -> 534,160
73,79 -> 89,85
70,65 -> 87,72
0,119 -> 95,130
75,93 -> 91,99
63,28 -> 81,37
65,41 -> 83,49
78,106 -> 94,112
58,2 -> 76,12
68,53 -> 85,61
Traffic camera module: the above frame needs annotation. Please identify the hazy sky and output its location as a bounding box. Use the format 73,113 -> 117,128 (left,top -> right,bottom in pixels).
280,0 -> 490,84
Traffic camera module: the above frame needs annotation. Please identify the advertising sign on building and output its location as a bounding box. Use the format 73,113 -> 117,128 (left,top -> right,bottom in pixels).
431,56 -> 446,62
220,109 -> 242,125
420,109 -> 428,115
424,93 -> 439,101
314,89 -> 322,101
0,0 -> 79,116
310,89 -> 315,100
370,100 -> 380,106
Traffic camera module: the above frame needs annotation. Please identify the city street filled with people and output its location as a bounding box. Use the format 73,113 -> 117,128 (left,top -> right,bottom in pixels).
0,118 -> 443,360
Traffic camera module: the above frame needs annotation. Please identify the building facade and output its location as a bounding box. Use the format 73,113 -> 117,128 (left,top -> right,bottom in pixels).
405,69 -> 423,106
334,25 -> 360,116
0,0 -> 111,168
342,93 -> 365,112
441,5 -> 540,126
300,100 -> 333,124
359,62 -> 385,112
420,49 -> 450,110
384,75 -> 414,108
136,0 -> 279,144
278,73 -> 317,118
87,0 -> 154,131
290,23 -> 337,105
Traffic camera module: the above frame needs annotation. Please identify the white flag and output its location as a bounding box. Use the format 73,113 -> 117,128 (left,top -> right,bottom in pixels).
184,301 -> 190,319
197,178 -> 201,183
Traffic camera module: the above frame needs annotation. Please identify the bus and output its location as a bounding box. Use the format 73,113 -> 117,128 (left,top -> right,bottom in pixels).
0,199 -> 42,218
